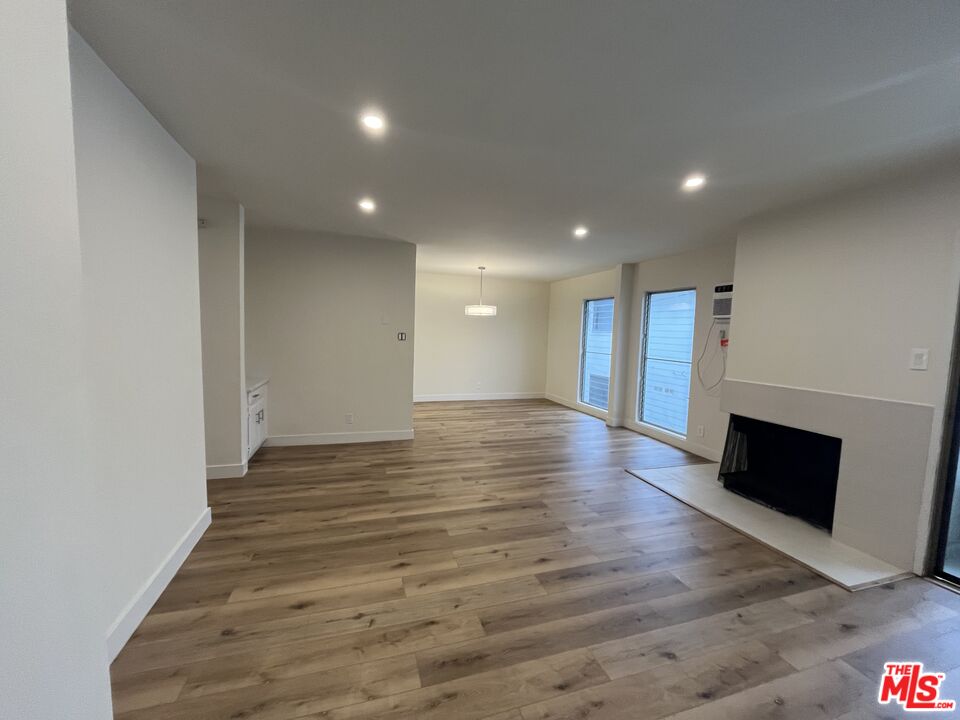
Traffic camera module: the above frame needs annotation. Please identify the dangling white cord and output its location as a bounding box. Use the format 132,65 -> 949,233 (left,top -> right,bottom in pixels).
696,319 -> 727,395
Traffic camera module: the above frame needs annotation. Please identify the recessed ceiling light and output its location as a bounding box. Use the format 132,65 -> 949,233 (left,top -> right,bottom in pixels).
359,109 -> 387,136
682,173 -> 707,191
358,197 -> 377,213
573,225 -> 589,238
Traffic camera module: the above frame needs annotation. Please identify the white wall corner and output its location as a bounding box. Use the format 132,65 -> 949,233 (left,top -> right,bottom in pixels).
606,263 -> 636,426
105,506 -> 211,661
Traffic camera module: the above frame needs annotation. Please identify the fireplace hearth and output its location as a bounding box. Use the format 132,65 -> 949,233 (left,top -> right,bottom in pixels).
719,414 -> 841,531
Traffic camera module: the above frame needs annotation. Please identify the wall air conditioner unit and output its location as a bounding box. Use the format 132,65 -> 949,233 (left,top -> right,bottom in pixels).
713,283 -> 733,320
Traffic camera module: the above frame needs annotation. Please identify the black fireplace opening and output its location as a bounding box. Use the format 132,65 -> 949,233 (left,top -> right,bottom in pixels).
719,414 -> 841,532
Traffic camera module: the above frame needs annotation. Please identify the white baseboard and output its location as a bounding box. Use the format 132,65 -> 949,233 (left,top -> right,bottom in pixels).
106,506 -> 211,661
414,392 -> 544,402
206,462 -> 248,479
544,392 -> 608,421
624,420 -> 721,462
265,429 -> 414,446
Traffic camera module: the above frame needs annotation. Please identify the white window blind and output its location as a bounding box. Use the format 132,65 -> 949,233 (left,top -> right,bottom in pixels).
639,289 -> 696,435
579,298 -> 614,410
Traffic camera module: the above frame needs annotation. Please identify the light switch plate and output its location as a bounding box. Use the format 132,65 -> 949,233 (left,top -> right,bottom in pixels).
909,348 -> 929,371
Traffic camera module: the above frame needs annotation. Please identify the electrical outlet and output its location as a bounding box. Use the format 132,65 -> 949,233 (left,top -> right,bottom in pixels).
345,413 -> 354,425
697,425 -> 705,438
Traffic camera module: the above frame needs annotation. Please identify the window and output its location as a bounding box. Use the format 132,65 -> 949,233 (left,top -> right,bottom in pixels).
639,289 -> 696,435
579,298 -> 614,410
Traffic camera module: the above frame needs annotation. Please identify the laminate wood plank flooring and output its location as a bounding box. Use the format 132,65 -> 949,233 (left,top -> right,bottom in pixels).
112,399 -> 960,719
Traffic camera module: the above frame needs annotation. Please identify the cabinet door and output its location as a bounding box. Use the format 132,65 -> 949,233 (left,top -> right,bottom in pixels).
258,403 -> 268,445
256,405 -> 266,451
249,398 -> 266,456
246,408 -> 253,459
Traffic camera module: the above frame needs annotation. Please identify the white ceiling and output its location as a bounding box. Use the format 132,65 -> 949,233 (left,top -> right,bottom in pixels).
69,1 -> 960,280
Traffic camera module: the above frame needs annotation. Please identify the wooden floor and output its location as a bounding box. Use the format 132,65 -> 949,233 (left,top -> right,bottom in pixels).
112,399 -> 960,719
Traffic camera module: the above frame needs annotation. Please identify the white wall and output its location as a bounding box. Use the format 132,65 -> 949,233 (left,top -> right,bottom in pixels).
624,241 -> 738,460
0,3 -> 114,717
198,197 -> 247,475
727,166 -> 960,569
414,272 -> 549,400
246,228 -> 416,443
545,268 -> 619,418
71,31 -> 209,653
729,168 -> 960,405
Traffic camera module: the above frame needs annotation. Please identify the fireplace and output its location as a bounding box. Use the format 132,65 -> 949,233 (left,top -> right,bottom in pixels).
719,414 -> 842,531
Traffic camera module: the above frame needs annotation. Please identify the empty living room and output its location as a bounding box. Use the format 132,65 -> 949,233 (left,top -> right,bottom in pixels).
6,1 -> 960,718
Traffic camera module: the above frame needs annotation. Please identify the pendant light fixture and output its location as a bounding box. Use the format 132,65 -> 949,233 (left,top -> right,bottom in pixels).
465,266 -> 497,317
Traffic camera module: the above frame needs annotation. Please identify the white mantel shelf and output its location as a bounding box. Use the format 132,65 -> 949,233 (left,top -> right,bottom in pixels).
627,463 -> 912,591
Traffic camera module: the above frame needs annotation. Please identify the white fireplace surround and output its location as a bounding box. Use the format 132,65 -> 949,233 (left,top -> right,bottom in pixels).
720,379 -> 935,573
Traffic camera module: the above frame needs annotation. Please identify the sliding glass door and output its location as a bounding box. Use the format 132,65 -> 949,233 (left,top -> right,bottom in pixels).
935,391 -> 960,584
939,482 -> 960,582
638,289 -> 696,436
579,298 -> 614,410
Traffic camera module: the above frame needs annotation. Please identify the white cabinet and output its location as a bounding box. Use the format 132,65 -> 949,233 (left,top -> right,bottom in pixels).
246,381 -> 268,460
